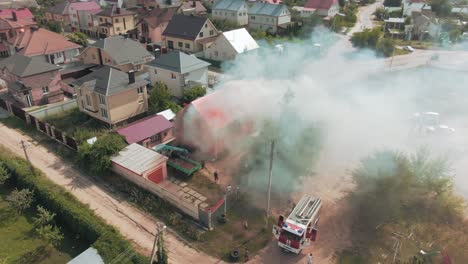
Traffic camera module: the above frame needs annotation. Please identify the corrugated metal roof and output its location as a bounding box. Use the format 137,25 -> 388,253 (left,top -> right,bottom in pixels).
117,115 -> 173,144
111,143 -> 167,175
212,0 -> 246,12
67,247 -> 104,264
89,36 -> 154,66
222,28 -> 259,53
146,51 -> 210,74
157,109 -> 176,120
248,2 -> 289,16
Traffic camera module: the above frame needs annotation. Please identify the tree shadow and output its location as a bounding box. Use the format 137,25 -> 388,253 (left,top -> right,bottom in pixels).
0,206 -> 17,228
15,245 -> 51,264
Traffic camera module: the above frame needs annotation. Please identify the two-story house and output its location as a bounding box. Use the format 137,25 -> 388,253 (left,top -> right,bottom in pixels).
177,1 -> 208,16
146,50 -> 210,97
68,1 -> 101,32
73,66 -> 149,127
96,6 -> 136,38
304,0 -> 339,17
80,36 -> 154,72
0,11 -> 37,57
9,28 -> 81,65
45,1 -> 71,31
135,7 -> 177,45
163,14 -> 219,54
0,53 -> 63,106
77,9 -> 101,38
204,28 -> 259,61
248,2 -> 290,34
212,0 -> 249,26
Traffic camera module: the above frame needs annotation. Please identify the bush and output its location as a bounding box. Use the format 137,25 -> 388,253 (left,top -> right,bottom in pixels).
68,32 -> 88,47
0,149 -> 146,263
148,81 -> 182,114
182,86 -> 206,104
7,188 -> 34,214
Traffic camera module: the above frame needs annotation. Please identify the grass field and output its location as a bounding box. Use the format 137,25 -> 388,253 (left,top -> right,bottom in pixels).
0,187 -> 88,264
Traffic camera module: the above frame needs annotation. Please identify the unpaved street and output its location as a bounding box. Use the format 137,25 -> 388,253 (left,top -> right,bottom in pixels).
0,122 -> 221,264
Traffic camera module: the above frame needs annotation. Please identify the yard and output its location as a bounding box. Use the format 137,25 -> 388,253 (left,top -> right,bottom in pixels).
0,187 -> 88,264
42,108 -> 110,144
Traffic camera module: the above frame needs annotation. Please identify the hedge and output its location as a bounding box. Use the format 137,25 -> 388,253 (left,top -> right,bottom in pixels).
0,149 -> 146,263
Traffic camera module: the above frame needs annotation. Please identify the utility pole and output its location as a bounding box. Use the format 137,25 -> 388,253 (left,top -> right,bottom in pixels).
20,140 -> 33,174
266,140 -> 275,228
150,223 -> 166,264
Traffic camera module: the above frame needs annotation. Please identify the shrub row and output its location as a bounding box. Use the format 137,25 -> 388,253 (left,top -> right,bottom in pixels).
0,149 -> 146,263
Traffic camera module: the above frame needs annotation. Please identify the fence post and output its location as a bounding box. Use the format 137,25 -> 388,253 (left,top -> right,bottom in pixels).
45,123 -> 51,136
25,113 -> 31,125
50,126 -> 56,139
35,118 -> 40,131
62,132 -> 67,145
6,101 -> 12,114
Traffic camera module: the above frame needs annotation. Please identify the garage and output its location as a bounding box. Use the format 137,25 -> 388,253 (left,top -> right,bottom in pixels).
111,143 -> 168,184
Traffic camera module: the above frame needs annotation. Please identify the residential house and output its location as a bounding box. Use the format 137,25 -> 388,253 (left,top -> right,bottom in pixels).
384,17 -> 405,38
99,0 -> 124,8
80,36 -> 154,72
212,0 -> 249,26
248,2 -> 291,34
410,12 -> 440,40
68,1 -> 101,32
0,54 -> 63,106
135,7 -> 177,45
402,0 -> 431,17
292,6 -> 316,18
204,28 -> 258,61
45,1 -> 71,31
111,143 -> 168,184
117,114 -> 175,147
0,8 -> 34,20
248,0 -> 282,5
177,0 -> 208,16
0,11 -> 37,57
77,9 -> 101,38
74,66 -> 149,126
96,6 -> 136,38
137,0 -> 181,9
304,0 -> 339,17
146,50 -> 210,97
163,14 -> 219,54
9,28 -> 81,64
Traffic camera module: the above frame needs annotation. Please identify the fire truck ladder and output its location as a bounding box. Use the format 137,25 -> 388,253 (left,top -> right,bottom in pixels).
290,196 -> 322,225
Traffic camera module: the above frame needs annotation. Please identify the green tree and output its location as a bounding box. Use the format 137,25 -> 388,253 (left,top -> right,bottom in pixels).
351,28 -> 382,48
431,0 -> 452,16
339,0 -> 346,7
33,205 -> 56,227
182,86 -> 206,104
376,38 -> 395,57
68,32 -> 88,47
148,81 -> 182,114
77,133 -> 127,174
374,7 -> 388,20
36,225 -> 64,247
6,188 -> 34,214
0,163 -> 9,185
45,21 -> 62,33
383,0 -> 402,7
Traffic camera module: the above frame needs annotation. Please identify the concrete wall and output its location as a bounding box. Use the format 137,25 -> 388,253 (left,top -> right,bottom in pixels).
111,162 -> 200,220
28,99 -> 78,119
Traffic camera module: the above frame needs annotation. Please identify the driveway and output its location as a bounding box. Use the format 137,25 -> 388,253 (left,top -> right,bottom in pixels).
0,123 -> 222,264
348,0 -> 384,36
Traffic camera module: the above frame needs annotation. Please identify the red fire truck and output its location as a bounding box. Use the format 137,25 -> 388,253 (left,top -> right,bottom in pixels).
272,195 -> 322,253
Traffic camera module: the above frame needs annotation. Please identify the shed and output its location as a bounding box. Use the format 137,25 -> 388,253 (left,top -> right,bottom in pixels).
67,247 -> 104,264
111,143 -> 168,184
117,115 -> 175,148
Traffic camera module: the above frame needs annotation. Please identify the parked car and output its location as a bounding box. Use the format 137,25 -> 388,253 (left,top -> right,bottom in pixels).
403,46 -> 415,52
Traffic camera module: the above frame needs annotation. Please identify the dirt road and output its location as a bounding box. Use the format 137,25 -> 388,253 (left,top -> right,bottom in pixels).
0,122 -> 221,264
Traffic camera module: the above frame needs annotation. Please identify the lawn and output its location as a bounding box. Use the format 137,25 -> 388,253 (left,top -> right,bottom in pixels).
41,108 -> 109,144
0,187 -> 88,264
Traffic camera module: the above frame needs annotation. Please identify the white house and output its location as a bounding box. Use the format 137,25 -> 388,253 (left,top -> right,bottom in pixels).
304,0 -> 339,17
146,51 -> 211,97
204,28 -> 259,61
212,0 -> 249,26
248,2 -> 290,34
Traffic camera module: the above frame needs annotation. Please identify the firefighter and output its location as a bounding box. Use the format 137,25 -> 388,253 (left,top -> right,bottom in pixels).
307,253 -> 313,264
214,171 -> 219,183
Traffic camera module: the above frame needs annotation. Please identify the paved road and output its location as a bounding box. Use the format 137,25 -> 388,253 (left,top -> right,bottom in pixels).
0,122 -> 222,264
348,0 -> 384,36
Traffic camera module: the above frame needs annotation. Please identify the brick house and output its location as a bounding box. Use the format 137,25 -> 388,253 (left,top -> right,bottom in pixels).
0,53 -> 64,107
80,36 -> 154,72
96,6 -> 136,38
0,11 -> 37,57
73,66 -> 149,127
135,6 -> 177,45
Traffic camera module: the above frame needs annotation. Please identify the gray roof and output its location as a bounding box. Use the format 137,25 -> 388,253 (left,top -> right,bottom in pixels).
97,5 -> 135,16
67,247 -> 104,264
162,14 -> 208,40
248,2 -> 289,16
47,1 -> 70,15
213,0 -> 246,12
89,36 -> 154,65
111,143 -> 167,175
0,53 -> 61,77
146,51 -> 210,74
74,66 -> 149,96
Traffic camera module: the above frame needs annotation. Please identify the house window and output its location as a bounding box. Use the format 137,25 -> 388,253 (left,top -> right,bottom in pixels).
116,27 -> 120,31
185,43 -> 190,49
205,24 -> 207,28
81,100 -> 84,109
151,134 -> 161,142
98,94 -> 106,105
214,51 -> 218,57
138,98 -> 144,104
178,42 -> 183,47
137,87 -> 143,94
171,73 -> 176,79
101,108 -> 108,118
154,69 -> 157,74
86,94 -> 91,106
251,16 -> 255,20
42,86 -> 49,94
199,32 -> 203,37
115,18 -> 119,23
209,30 -> 214,36
92,54 -> 96,60
100,17 -> 103,22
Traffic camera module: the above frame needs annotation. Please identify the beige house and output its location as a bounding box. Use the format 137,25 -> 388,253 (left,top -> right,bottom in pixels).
73,66 -> 149,127
212,0 -> 249,26
204,28 -> 259,61
80,36 -> 154,73
96,6 -> 136,38
162,14 -> 219,54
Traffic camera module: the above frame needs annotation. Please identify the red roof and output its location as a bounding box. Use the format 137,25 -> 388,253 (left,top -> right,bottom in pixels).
304,0 -> 337,10
0,8 -> 33,20
15,28 -> 81,56
69,1 -> 101,11
117,115 -> 173,144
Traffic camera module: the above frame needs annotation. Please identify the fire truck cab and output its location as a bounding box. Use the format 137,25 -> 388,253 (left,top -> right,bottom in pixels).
272,196 -> 322,254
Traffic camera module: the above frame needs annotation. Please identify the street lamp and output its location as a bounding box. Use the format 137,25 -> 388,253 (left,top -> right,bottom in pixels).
149,223 -> 167,264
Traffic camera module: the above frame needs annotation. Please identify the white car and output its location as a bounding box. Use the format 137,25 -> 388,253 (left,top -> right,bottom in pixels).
403,46 -> 415,52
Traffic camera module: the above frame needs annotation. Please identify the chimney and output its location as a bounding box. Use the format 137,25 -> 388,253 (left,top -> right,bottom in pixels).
12,11 -> 17,21
116,7 -> 121,14
128,70 -> 135,84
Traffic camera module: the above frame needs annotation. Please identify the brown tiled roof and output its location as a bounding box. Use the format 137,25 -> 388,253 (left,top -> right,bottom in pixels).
178,1 -> 207,14
140,6 -> 177,28
97,6 -> 135,17
14,28 -> 81,56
